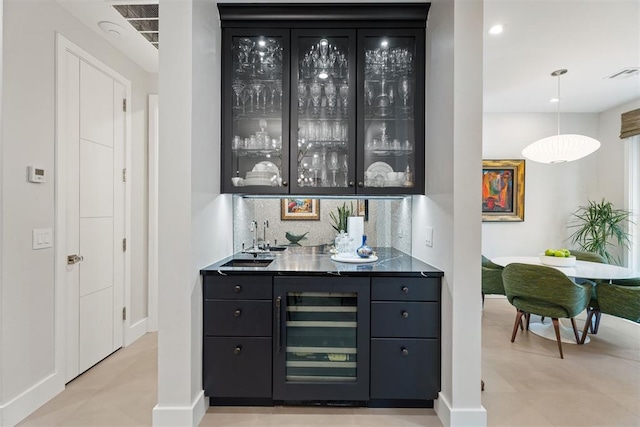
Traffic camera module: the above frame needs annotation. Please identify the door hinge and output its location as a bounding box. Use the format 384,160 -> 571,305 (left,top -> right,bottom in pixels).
122,307 -> 127,321
122,168 -> 127,182
123,98 -> 127,112
122,238 -> 127,252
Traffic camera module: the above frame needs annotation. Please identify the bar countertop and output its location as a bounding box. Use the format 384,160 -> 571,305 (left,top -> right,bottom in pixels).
200,246 -> 443,277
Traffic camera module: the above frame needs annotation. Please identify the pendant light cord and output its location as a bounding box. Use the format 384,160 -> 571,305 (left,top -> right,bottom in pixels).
557,72 -> 561,135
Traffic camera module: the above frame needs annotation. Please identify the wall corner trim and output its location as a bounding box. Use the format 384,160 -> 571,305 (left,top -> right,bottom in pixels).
152,390 -> 206,427
435,392 -> 488,427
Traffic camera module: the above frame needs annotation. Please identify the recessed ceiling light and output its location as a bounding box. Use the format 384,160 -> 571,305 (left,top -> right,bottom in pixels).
488,24 -> 505,35
549,98 -> 559,103
98,21 -> 126,38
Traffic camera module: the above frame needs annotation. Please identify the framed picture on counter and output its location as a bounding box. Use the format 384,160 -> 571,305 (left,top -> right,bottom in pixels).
357,199 -> 369,221
482,159 -> 525,222
281,198 -> 320,220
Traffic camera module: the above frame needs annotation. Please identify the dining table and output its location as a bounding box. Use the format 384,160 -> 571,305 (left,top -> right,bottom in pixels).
491,256 -> 639,344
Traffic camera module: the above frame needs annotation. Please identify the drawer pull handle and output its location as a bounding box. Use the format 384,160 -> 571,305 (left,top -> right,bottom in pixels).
401,347 -> 409,357
401,286 -> 409,294
234,309 -> 242,317
234,346 -> 242,355
401,310 -> 409,319
234,285 -> 242,293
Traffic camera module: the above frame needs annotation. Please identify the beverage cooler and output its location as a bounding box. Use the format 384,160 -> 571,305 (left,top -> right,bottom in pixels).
273,276 -> 370,401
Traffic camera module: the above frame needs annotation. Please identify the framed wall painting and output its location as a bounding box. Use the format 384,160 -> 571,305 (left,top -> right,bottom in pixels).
281,198 -> 320,220
482,159 -> 525,222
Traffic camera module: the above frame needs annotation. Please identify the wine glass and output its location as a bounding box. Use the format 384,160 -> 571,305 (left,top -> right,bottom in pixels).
311,153 -> 322,187
364,83 -> 374,113
398,76 -> 410,108
341,154 -> 349,186
251,83 -> 265,111
309,82 -> 322,116
298,81 -> 308,114
324,80 -> 337,115
339,84 -> 349,115
232,83 -> 245,109
328,151 -> 339,187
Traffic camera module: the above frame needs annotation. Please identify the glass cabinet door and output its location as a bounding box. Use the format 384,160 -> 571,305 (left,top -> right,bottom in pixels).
290,30 -> 356,194
222,29 -> 290,193
273,277 -> 370,401
358,30 -> 425,194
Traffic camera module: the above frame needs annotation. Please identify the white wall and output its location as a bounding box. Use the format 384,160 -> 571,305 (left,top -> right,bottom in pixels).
481,113 -> 599,258
414,0 -> 486,425
0,1 -> 154,425
155,0 -> 231,425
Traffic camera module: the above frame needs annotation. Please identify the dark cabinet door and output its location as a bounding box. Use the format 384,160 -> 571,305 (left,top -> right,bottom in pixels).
370,338 -> 439,399
273,276 -> 370,401
221,28 -> 290,194
203,337 -> 272,398
289,29 -> 357,195
357,29 -> 425,195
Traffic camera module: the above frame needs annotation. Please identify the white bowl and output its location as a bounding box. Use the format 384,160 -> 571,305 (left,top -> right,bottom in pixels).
539,254 -> 576,267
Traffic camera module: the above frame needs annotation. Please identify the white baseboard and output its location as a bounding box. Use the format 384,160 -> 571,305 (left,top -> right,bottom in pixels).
152,390 -> 206,427
435,392 -> 487,427
0,372 -> 64,427
125,317 -> 148,346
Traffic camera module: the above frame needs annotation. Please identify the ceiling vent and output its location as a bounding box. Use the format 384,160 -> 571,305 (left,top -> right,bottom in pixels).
112,2 -> 158,49
605,67 -> 639,79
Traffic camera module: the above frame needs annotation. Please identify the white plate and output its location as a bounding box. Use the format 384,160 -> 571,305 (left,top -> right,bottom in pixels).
331,254 -> 379,264
253,161 -> 279,176
366,161 -> 393,175
384,180 -> 404,187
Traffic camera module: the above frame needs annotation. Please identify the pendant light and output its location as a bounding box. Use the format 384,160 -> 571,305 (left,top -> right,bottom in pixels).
522,69 -> 601,163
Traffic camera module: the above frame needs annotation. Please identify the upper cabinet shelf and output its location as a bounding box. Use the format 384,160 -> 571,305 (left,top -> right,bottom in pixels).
219,4 -> 429,195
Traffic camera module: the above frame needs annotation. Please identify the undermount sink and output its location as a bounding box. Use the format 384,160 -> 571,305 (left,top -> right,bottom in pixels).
221,259 -> 274,268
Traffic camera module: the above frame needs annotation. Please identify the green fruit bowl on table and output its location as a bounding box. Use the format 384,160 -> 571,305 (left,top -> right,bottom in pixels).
539,248 -> 576,267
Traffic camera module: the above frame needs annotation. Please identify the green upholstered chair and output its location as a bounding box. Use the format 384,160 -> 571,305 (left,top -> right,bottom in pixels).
502,263 -> 592,359
482,255 -> 505,304
573,250 -> 608,334
581,278 -> 640,343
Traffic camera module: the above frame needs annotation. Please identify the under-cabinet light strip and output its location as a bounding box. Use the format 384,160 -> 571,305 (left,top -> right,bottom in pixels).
286,321 -> 357,328
286,346 -> 357,353
286,361 -> 357,368
287,306 -> 357,312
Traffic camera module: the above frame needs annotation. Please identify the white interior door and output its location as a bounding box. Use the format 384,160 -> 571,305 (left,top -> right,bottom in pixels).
64,52 -> 125,381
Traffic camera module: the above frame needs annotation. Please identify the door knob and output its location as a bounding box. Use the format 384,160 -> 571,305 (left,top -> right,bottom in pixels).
67,254 -> 84,265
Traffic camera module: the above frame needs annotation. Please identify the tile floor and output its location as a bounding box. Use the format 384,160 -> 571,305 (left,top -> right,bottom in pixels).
19,297 -> 640,426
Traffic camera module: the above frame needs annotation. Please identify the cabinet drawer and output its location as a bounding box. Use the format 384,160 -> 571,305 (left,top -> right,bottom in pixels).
204,300 -> 272,337
203,337 -> 272,398
204,275 -> 272,300
371,277 -> 440,301
371,302 -> 439,338
370,338 -> 439,400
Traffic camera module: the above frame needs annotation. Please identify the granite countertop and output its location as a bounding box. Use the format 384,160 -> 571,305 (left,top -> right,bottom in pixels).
200,246 -> 443,277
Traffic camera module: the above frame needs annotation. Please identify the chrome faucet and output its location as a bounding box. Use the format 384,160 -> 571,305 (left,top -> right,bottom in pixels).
250,220 -> 258,250
262,219 -> 269,249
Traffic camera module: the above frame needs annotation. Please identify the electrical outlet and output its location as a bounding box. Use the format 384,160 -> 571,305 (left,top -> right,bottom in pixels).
425,226 -> 433,247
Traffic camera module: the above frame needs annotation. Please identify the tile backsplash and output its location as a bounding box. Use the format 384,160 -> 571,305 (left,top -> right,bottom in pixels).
233,197 -> 412,254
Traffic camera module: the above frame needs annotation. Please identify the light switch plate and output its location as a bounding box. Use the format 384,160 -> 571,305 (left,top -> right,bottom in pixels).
33,228 -> 53,249
425,226 -> 433,247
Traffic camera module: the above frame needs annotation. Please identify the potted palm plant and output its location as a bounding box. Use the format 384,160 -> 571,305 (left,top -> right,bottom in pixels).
329,202 -> 354,233
568,199 -> 634,265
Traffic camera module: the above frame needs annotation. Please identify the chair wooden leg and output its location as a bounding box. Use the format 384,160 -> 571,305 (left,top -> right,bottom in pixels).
540,316 -> 545,324
511,310 -> 525,342
592,310 -> 601,334
552,318 -> 564,359
525,312 -> 531,330
580,309 -> 593,345
481,292 -> 485,308
570,318 -> 580,344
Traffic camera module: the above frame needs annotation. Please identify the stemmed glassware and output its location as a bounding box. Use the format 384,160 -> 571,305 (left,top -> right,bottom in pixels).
324,80 -> 337,115
309,82 -> 322,116
364,83 -> 374,114
311,153 -> 322,187
328,151 -> 339,187
298,81 -> 308,115
251,83 -> 265,112
339,84 -> 349,115
341,154 -> 349,187
232,82 -> 245,109
240,87 -> 251,115
398,76 -> 410,109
